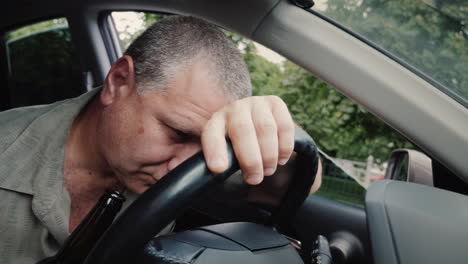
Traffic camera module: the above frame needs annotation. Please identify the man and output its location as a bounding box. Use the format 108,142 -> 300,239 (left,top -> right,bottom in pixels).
0,16 -> 320,263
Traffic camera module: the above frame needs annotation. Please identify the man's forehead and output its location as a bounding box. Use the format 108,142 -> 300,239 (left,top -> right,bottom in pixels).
141,60 -> 233,134
169,64 -> 230,104
157,90 -> 229,136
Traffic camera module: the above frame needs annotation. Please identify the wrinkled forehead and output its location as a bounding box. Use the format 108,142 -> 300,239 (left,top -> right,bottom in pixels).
140,63 -> 233,135
167,60 -> 233,106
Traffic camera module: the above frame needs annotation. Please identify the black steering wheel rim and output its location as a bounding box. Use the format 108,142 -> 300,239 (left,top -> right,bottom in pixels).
84,126 -> 319,264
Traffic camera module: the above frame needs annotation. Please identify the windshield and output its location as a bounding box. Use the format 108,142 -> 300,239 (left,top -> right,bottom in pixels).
311,0 -> 468,107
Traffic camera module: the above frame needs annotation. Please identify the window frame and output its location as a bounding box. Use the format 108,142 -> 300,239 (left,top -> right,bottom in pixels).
99,11 -> 123,65
306,9 -> 468,109
2,16 -> 86,108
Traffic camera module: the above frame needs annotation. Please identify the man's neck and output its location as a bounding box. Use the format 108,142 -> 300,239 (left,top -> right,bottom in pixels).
64,95 -> 124,232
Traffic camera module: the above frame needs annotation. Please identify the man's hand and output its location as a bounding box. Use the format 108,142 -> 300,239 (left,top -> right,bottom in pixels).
201,96 -> 295,185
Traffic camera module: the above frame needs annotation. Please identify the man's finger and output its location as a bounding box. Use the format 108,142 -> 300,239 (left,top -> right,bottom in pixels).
201,112 -> 228,173
227,102 -> 263,185
270,96 -> 295,165
252,99 -> 278,176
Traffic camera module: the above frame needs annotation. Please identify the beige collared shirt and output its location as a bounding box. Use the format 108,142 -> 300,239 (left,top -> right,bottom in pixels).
0,89 -> 164,264
0,89 -> 100,263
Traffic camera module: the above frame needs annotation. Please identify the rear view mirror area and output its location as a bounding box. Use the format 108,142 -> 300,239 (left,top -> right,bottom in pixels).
384,149 -> 468,197
384,149 -> 433,186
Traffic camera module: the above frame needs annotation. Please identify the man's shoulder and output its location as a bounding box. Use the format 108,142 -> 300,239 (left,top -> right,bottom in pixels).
0,103 -> 58,126
0,88 -> 100,155
0,103 -> 62,154
0,88 -> 100,196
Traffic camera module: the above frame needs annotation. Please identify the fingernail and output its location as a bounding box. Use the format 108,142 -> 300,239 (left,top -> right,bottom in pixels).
278,158 -> 288,165
264,167 -> 275,176
246,174 -> 262,185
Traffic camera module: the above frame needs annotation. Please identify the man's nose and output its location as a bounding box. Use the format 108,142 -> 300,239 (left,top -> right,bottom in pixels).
167,142 -> 202,171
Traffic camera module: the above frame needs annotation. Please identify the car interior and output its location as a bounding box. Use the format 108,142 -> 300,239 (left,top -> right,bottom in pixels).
1,0 -> 467,264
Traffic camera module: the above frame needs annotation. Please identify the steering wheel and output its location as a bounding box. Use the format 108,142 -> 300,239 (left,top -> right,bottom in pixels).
84,126 -> 319,264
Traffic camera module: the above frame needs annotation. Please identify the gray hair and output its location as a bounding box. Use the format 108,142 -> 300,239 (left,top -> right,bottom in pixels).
124,16 -> 252,99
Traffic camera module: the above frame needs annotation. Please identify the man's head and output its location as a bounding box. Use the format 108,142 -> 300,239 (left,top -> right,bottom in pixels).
125,15 -> 251,98
96,16 -> 252,194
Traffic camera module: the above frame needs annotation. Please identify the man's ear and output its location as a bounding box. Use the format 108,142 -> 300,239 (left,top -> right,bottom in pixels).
100,55 -> 136,106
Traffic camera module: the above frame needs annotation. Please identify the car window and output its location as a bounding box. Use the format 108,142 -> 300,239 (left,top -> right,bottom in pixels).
111,12 -> 166,50
309,0 -> 468,107
110,11 -> 415,207
4,18 -> 84,109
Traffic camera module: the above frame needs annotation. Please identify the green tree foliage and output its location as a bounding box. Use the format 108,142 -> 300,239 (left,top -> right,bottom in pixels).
207,15 -> 416,163
321,0 -> 467,99
143,13 -> 166,27
115,12 -> 166,49
8,28 -> 82,106
5,18 -> 82,108
219,13 -> 416,163
246,53 -> 412,163
6,18 -> 67,41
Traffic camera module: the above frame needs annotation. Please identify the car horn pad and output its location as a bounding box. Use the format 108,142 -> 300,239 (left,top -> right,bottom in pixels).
136,222 -> 304,264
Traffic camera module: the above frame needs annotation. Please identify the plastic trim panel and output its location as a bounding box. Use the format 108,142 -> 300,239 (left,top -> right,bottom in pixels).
366,180 -> 468,264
